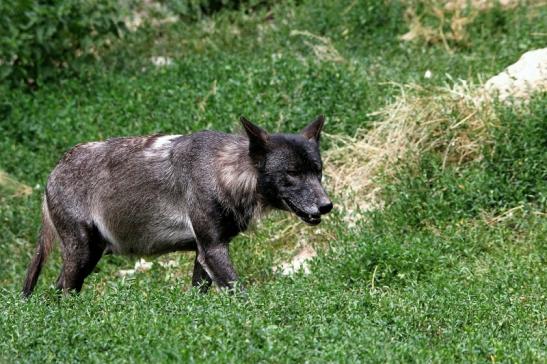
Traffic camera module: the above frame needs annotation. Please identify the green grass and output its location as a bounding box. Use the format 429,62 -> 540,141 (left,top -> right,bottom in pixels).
1,0 -> 546,362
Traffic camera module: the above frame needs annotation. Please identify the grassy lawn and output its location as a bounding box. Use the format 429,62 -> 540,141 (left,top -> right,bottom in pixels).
1,0 -> 546,362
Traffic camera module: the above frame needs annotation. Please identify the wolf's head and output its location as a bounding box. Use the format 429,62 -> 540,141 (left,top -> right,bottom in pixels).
241,116 -> 333,225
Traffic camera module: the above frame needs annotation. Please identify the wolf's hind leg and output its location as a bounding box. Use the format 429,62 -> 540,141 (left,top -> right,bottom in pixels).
192,254 -> 212,293
56,224 -> 105,293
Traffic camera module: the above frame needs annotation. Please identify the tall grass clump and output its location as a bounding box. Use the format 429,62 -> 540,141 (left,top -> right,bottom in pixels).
380,93 -> 546,229
323,82 -> 546,226
324,82 -> 496,212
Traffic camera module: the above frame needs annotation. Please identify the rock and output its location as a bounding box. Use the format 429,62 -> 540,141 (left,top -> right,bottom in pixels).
482,48 -> 547,102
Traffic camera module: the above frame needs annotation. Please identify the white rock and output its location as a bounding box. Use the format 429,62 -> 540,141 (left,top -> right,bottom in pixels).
483,48 -> 547,102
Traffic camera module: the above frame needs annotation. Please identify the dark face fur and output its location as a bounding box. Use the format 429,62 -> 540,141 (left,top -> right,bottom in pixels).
241,116 -> 333,225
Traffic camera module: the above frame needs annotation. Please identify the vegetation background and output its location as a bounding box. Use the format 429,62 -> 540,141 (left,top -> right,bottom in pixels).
0,0 -> 545,362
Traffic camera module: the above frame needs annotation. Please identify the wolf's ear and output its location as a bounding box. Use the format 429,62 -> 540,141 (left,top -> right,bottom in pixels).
301,115 -> 325,143
240,116 -> 269,154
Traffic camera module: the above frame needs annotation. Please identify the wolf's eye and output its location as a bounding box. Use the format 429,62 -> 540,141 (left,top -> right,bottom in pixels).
286,170 -> 299,178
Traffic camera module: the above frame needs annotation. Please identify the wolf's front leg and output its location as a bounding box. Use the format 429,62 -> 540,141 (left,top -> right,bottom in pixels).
196,243 -> 240,291
189,197 -> 243,292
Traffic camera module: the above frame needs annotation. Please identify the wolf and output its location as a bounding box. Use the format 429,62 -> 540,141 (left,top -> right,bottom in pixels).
22,116 -> 332,297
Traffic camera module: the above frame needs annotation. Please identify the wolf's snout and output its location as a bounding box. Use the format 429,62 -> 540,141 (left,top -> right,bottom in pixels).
318,200 -> 333,215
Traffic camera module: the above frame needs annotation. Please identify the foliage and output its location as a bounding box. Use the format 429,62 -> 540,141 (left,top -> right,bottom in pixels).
0,0 -> 125,86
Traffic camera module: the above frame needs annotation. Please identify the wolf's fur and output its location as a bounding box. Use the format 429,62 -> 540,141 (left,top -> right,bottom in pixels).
22,116 -> 332,296
215,137 -> 262,226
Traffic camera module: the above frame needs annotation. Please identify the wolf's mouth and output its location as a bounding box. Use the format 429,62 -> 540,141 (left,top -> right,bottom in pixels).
282,199 -> 321,226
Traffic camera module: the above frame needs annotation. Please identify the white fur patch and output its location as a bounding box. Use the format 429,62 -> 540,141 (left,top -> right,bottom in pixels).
92,211 -> 120,250
151,135 -> 180,149
143,135 -> 181,158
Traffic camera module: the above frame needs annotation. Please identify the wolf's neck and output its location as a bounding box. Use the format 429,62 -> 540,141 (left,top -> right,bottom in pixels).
215,137 -> 262,216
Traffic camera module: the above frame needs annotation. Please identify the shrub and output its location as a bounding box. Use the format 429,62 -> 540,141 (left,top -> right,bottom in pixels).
0,0 -> 126,87
161,0 -> 275,21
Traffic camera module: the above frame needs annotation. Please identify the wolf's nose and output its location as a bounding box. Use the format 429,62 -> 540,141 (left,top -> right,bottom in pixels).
319,201 -> 333,214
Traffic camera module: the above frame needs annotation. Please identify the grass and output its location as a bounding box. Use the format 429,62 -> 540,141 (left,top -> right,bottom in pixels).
1,0 -> 546,362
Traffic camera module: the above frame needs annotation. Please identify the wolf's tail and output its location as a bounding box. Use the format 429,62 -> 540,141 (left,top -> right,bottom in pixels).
22,197 -> 57,298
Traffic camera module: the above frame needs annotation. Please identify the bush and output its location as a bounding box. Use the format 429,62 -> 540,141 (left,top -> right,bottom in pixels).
162,0 -> 274,21
0,0 -> 126,87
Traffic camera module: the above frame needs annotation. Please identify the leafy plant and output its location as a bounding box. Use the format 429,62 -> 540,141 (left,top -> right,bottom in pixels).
0,0 -> 126,87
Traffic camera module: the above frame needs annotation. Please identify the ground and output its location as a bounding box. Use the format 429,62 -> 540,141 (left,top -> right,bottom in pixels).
0,1 -> 546,362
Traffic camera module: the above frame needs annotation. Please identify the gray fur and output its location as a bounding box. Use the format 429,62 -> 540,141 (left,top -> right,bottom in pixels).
22,116 -> 332,296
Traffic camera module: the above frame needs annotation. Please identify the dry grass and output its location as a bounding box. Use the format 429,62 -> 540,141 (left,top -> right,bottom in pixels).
323,81 -> 497,216
290,30 -> 346,63
0,170 -> 32,198
398,0 -> 541,50
400,5 -> 474,49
